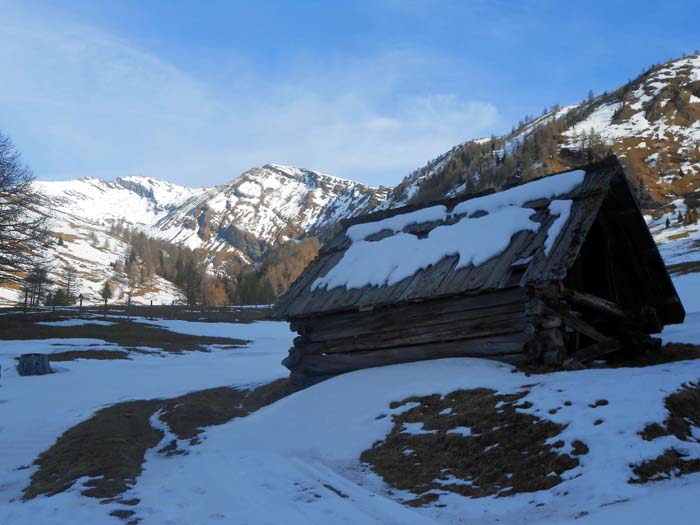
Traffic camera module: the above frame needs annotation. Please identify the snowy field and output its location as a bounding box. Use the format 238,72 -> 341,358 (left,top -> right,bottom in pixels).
0,267 -> 700,523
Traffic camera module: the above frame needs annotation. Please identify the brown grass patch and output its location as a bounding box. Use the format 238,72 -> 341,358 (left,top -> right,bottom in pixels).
666,232 -> 690,241
0,305 -> 270,323
360,388 -> 583,506
23,379 -> 293,503
0,314 -> 247,355
23,399 -> 163,500
47,350 -> 131,361
128,287 -> 161,298
631,382 -> 700,483
51,232 -> 80,243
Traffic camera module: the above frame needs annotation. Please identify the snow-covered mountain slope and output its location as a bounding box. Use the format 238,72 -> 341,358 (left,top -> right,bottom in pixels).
36,164 -> 385,259
152,164 -> 387,257
386,54 -> 700,208
0,210 -> 184,307
0,165 -> 385,305
36,176 -> 207,226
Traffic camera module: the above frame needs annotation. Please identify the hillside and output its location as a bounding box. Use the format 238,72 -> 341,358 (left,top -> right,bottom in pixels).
386,54 -> 700,210
0,165 -> 385,306
4,54 -> 700,306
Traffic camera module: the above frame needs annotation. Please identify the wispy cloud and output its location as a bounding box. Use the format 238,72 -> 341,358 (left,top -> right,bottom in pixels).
0,8 -> 499,187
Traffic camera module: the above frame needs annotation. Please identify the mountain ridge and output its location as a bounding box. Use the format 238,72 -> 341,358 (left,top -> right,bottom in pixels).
5,54 -> 700,306
385,54 -> 700,210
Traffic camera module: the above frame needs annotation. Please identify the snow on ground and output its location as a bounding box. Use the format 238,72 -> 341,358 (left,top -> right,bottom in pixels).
670,272 -> 700,314
3,310 -> 700,523
0,319 -> 293,524
78,358 -> 700,524
662,272 -> 700,345
3,216 -> 700,523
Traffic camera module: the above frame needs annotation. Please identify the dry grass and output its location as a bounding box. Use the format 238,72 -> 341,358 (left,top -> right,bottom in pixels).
51,232 -> 80,243
128,287 -> 162,298
666,232 -> 691,241
632,382 -> 700,483
48,349 -> 130,361
0,314 -> 247,356
23,379 -> 294,503
1,305 -> 271,323
361,388 -> 583,506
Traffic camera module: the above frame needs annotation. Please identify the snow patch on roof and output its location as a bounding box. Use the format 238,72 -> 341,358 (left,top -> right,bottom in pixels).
313,170 -> 585,291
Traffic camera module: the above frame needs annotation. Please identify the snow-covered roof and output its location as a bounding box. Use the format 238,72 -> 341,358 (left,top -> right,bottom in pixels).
274,157 -> 683,321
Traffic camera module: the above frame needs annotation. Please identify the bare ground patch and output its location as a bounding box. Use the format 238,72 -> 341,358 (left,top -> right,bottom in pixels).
0,305 -> 271,323
48,349 -> 131,361
0,314 -> 247,356
518,342 -> 700,375
360,388 -> 583,506
631,381 -> 700,483
23,378 -> 294,505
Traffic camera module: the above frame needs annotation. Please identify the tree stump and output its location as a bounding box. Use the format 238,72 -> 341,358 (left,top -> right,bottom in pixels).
18,353 -> 53,376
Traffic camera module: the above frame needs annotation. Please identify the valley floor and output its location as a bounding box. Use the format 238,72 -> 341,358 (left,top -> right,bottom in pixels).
1,286 -> 700,524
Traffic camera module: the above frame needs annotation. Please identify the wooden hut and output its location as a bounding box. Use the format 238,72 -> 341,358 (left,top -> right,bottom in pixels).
272,157 -> 685,387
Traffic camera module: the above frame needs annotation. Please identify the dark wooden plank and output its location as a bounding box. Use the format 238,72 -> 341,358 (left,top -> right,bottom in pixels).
432,261 -> 478,297
299,287 -> 529,336
565,338 -> 619,365
529,189 -> 608,284
563,288 -> 628,319
303,300 -> 529,343
398,255 -> 459,302
297,333 -> 530,376
300,314 -> 531,354
481,228 -> 539,290
543,306 -> 607,342
351,270 -> 419,311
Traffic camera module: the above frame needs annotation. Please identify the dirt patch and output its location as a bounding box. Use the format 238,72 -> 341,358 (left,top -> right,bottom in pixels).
23,400 -> 162,501
631,382 -> 700,483
47,350 -> 131,361
159,379 -> 295,443
632,450 -> 700,483
609,343 -> 700,367
23,378 -> 294,503
360,388 -> 584,506
518,342 -> 700,375
0,315 -> 247,355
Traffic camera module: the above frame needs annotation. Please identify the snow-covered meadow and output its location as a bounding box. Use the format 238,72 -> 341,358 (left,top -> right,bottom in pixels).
2,228 -> 700,524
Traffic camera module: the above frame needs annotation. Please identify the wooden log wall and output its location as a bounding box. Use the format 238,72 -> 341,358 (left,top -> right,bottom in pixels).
284,287 -> 536,387
283,282 -> 663,387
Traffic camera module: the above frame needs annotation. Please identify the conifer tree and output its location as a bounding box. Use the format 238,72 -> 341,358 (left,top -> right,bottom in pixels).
100,280 -> 113,305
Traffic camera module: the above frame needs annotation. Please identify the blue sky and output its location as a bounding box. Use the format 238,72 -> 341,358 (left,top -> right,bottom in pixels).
1,0 -> 698,187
